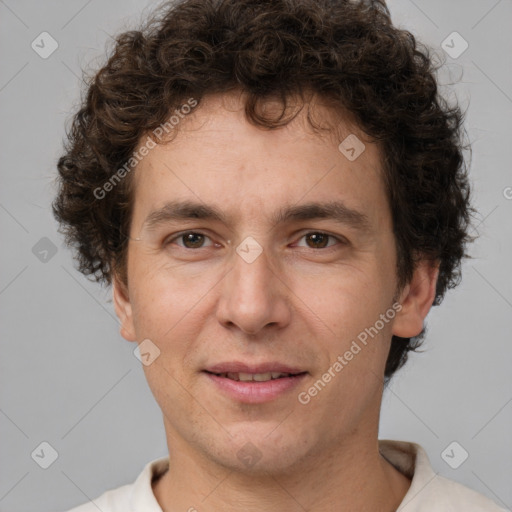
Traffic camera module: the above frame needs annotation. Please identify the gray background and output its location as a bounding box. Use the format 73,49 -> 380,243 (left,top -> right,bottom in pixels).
0,0 -> 511,510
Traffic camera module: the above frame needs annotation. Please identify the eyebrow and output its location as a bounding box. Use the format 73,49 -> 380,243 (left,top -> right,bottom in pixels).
142,199 -> 371,233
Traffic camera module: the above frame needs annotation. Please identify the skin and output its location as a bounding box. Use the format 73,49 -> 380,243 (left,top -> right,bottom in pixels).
113,90 -> 439,511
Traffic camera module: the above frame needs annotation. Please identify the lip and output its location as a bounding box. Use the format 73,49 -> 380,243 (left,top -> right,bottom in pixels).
203,372 -> 308,404
204,361 -> 305,374
202,361 -> 308,404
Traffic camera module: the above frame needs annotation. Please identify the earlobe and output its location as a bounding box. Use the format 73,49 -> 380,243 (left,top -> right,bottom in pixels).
112,275 -> 137,342
392,260 -> 439,338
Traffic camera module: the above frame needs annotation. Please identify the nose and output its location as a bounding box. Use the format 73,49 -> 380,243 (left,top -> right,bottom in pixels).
216,244 -> 291,336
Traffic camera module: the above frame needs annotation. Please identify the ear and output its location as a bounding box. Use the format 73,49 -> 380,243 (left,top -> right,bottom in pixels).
392,259 -> 440,338
112,274 -> 137,342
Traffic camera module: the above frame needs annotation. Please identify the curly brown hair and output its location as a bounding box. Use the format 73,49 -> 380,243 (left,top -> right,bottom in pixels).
53,0 -> 473,380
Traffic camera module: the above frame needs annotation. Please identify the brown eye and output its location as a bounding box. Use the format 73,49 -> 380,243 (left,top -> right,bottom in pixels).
166,232 -> 214,249
181,232 -> 205,248
305,232 -> 329,248
297,232 -> 339,249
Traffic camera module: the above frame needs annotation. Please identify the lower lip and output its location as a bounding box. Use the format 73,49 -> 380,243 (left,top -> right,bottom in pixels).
203,372 -> 308,404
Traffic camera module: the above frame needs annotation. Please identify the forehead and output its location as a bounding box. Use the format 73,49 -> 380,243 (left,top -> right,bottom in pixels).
129,91 -> 388,232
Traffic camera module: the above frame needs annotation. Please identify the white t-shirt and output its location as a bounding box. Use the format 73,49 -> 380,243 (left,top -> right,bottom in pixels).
63,440 -> 506,511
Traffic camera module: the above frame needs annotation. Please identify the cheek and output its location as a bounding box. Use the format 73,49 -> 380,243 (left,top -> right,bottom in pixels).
293,265 -> 389,331
127,254 -> 195,332
290,263 -> 395,381
127,258 -> 215,369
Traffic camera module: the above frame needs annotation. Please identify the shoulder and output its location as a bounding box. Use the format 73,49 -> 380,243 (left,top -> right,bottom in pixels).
59,456 -> 169,512
400,472 -> 508,511
379,440 -> 507,512
61,484 -> 132,512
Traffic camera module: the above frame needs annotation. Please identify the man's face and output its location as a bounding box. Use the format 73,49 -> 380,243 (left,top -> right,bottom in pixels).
114,91 -> 412,473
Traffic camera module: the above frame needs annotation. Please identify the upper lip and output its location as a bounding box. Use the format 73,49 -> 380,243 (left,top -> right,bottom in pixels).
204,362 -> 307,374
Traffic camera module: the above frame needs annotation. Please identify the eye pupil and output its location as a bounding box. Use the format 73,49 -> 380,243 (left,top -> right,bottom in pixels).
183,233 -> 204,248
307,233 -> 329,248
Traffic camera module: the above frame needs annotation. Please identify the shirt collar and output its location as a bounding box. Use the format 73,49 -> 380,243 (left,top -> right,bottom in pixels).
379,439 -> 438,510
129,455 -> 169,511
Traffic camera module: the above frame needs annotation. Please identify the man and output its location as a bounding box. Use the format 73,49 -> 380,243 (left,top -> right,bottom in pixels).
53,0 -> 505,510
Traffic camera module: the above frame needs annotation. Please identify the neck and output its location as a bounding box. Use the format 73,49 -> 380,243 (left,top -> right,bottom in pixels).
153,434 -> 411,512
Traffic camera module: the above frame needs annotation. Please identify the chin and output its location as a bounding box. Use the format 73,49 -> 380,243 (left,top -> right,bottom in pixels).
206,422 -> 315,476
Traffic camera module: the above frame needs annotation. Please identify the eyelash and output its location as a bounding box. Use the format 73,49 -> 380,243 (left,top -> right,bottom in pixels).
164,231 -> 345,251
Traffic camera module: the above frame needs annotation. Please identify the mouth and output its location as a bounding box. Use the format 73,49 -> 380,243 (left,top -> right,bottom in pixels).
202,363 -> 308,403
203,370 -> 307,382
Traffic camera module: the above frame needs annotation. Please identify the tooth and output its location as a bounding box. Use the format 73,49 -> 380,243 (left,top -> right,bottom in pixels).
238,372 -> 253,381
253,372 -> 272,381
271,372 -> 283,379
227,372 -> 239,381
